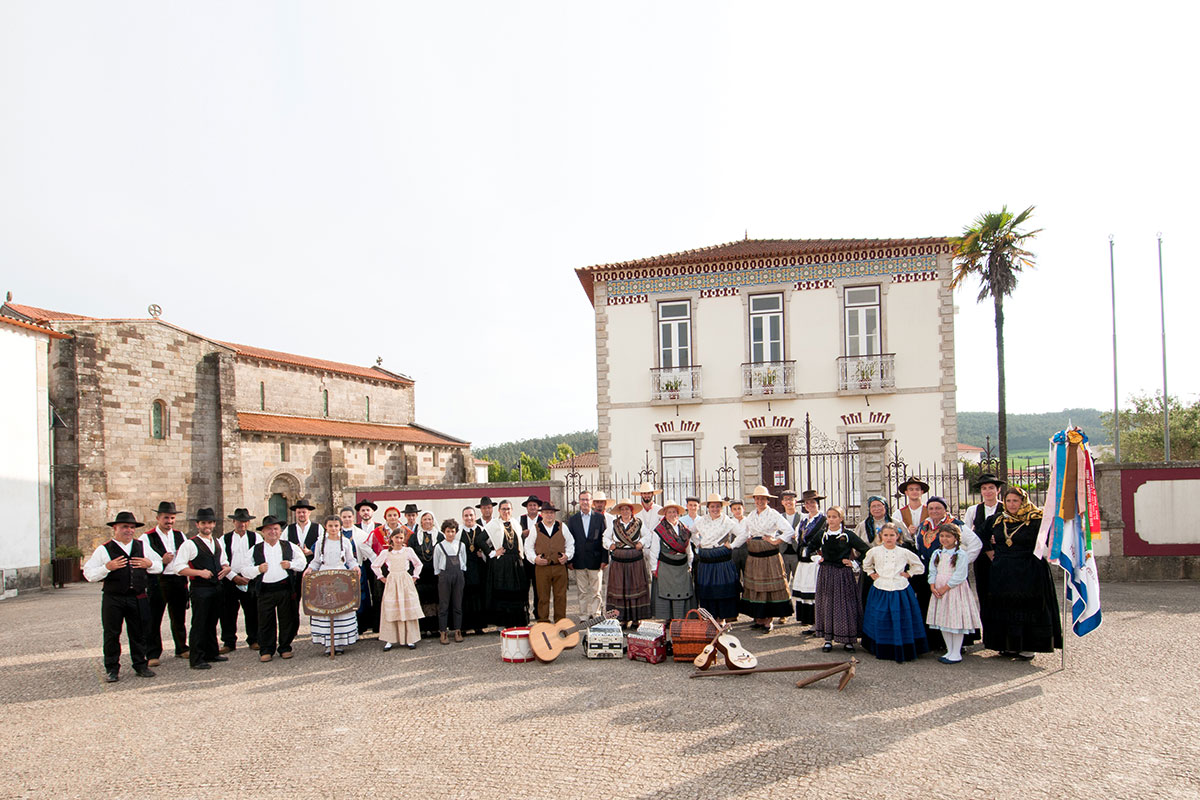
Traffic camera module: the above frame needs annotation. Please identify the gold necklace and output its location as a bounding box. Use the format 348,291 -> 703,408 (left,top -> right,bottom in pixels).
1003,520 -> 1026,548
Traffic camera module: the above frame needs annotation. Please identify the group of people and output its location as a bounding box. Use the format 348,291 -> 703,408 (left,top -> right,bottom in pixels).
85,475 -> 1062,681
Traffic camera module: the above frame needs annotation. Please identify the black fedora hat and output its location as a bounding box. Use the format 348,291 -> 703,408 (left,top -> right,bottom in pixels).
800,489 -> 825,503
476,496 -> 497,508
354,499 -> 378,511
107,511 -> 144,528
227,508 -> 256,522
972,473 -> 1005,490
523,495 -> 543,507
897,476 -> 930,494
152,501 -> 178,515
401,503 -> 420,515
539,503 -> 559,513
191,507 -> 218,522
289,498 -> 316,511
256,514 -> 285,531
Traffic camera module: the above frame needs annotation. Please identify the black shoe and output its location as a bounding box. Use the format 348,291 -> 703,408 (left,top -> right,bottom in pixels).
104,671 -> 119,683
821,642 -> 833,653
334,648 -> 345,655
190,662 -> 211,670
843,644 -> 856,653
802,628 -> 817,637
134,667 -> 156,678
406,644 -> 416,650
209,655 -> 229,662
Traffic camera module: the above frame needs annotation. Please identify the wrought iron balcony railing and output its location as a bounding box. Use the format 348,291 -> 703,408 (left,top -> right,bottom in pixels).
651,365 -> 703,401
837,353 -> 896,392
741,360 -> 796,397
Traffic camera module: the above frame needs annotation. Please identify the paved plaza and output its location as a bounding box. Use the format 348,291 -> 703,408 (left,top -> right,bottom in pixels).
1,580 -> 1197,799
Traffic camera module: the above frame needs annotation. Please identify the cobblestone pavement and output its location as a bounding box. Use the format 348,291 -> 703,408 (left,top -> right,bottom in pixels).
1,580 -> 1197,799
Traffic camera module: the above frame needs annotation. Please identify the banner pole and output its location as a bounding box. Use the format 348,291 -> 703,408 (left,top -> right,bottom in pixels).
1061,573 -> 1068,672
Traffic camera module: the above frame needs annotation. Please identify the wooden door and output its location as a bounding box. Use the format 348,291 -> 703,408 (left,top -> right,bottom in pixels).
751,435 -> 789,511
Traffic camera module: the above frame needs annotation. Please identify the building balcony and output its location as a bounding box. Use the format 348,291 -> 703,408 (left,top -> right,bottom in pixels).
651,365 -> 703,404
837,353 -> 896,393
741,360 -> 796,398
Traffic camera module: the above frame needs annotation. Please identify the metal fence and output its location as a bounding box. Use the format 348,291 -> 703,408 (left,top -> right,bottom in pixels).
885,441 -> 1051,518
562,471 -> 741,514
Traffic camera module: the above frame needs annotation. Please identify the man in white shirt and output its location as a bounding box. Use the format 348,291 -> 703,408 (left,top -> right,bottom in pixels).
175,508 -> 231,670
525,504 -> 574,623
897,477 -> 930,538
402,503 -> 420,533
84,511 -> 162,682
634,482 -> 663,533
567,491 -> 608,621
219,508 -> 258,654
963,473 -> 1004,621
238,514 -> 307,661
592,491 -> 616,533
283,498 -> 322,618
142,500 -> 189,665
476,496 -> 497,527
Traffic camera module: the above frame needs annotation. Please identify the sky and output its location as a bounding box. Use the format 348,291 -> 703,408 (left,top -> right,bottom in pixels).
2,2 -> 1196,447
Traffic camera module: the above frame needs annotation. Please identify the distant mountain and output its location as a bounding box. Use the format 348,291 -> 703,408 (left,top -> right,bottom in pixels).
957,408 -> 1109,451
475,430 -> 598,467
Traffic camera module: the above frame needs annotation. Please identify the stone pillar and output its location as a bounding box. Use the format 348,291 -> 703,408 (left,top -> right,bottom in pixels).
215,351 -> 243,517
734,443 -> 765,497
854,437 -> 891,519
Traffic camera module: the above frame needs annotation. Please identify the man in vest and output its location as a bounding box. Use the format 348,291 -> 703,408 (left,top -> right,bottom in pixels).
219,508 -> 259,654
963,473 -> 1005,622
476,496 -> 497,527
567,491 -> 608,621
519,495 -> 543,612
238,514 -> 307,661
283,498 -> 322,618
176,508 -> 231,670
83,511 -> 161,682
897,477 -> 930,537
142,500 -> 189,665
402,503 -> 420,533
525,503 -> 574,623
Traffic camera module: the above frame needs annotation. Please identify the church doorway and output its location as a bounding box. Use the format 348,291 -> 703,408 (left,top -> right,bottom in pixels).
269,493 -> 288,523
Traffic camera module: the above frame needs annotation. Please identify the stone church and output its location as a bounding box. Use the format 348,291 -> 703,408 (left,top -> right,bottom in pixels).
2,300 -> 472,553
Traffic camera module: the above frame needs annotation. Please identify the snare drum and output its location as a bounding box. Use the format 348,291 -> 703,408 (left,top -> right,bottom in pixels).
500,627 -> 534,663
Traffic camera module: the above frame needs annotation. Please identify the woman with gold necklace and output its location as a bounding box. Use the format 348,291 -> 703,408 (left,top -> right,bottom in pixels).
982,487 -> 1063,660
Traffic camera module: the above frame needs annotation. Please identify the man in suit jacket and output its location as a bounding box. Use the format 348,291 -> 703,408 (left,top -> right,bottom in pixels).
568,491 -> 608,620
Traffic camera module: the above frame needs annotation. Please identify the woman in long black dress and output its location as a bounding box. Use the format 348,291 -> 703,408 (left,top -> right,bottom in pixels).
485,500 -> 530,629
983,487 -> 1063,660
407,511 -> 442,638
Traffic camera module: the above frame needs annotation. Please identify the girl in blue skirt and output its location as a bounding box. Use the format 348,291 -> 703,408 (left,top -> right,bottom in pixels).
861,523 -> 929,663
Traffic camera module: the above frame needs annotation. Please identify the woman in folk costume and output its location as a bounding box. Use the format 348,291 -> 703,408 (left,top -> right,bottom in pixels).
407,511 -> 443,638
983,487 -> 1062,660
304,516 -> 360,653
691,494 -> 741,622
813,507 -> 871,652
459,506 -> 493,636
484,500 -> 530,629
603,498 -> 652,627
735,486 -> 795,632
341,506 -> 379,638
647,502 -> 696,620
791,489 -> 827,632
861,522 -> 928,663
371,530 -> 424,651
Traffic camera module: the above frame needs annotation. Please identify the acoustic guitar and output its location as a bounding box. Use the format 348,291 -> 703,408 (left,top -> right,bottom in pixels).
529,610 -> 619,663
693,627 -> 758,671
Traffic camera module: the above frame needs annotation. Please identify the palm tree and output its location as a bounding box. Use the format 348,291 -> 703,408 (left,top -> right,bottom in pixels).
950,205 -> 1041,481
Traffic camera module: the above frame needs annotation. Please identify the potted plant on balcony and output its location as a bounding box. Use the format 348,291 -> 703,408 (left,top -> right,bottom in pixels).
761,368 -> 778,395
663,377 -> 683,400
855,360 -> 877,389
52,544 -> 85,587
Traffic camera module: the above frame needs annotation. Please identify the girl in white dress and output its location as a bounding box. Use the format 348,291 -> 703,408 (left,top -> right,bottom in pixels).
371,530 -> 424,651
304,516 -> 360,653
927,523 -> 983,665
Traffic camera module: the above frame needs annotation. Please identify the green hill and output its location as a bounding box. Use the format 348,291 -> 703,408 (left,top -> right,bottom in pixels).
956,408 -> 1109,450
475,430 -> 598,467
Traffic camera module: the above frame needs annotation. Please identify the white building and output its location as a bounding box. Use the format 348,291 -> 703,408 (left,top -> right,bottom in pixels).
575,238 -> 957,507
0,314 -> 66,595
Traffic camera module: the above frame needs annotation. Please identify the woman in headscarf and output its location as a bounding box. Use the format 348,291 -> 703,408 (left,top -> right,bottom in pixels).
983,486 -> 1062,660
855,495 -> 903,610
406,511 -> 442,638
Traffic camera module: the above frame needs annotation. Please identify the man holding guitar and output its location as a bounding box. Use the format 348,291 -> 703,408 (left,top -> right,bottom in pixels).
524,503 -> 573,623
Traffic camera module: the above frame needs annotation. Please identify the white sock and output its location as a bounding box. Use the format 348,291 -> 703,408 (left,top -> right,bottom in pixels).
945,633 -> 964,661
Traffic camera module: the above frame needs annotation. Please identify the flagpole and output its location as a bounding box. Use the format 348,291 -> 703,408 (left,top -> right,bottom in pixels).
1109,235 -> 1120,463
1061,572 -> 1068,672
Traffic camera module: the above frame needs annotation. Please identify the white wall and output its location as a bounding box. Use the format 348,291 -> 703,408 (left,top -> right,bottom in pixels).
0,326 -> 45,573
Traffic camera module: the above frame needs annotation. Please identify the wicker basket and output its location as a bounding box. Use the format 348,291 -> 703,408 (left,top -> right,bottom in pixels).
668,610 -> 718,662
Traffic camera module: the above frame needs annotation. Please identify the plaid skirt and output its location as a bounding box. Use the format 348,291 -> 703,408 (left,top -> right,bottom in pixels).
813,564 -> 863,644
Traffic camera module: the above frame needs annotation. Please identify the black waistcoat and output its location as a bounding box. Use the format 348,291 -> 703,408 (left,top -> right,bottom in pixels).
188,536 -> 223,587
102,539 -> 149,596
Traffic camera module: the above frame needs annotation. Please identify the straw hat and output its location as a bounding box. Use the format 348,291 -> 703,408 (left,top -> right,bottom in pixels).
659,501 -> 687,515
748,485 -> 777,500
636,481 -> 662,495
591,490 -> 608,503
704,493 -> 728,506
611,498 -> 636,513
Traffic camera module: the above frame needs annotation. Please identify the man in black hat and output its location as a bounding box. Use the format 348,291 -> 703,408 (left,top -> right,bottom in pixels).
283,499 -> 322,617
964,473 -> 1005,622
401,503 -> 420,533
176,508 -> 230,669
519,495 -> 543,612
897,477 -> 931,537
219,509 -> 259,654
476,496 -> 496,527
142,500 -> 189,665
238,515 -> 307,661
525,503 -> 573,623
83,512 -> 161,682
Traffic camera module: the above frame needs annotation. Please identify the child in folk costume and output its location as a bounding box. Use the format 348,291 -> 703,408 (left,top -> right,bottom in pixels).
791,490 -> 827,632
861,522 -> 929,663
692,494 -> 741,622
735,486 -> 795,632
912,496 -> 979,651
484,500 -> 530,628
604,498 -> 652,627
647,502 -> 696,620
434,519 -> 468,644
304,516 -> 360,654
371,530 -> 424,651
407,511 -> 443,638
927,523 -> 983,665
813,507 -> 871,652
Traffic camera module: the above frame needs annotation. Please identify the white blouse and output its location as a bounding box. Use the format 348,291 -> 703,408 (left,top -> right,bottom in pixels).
692,515 -> 740,549
308,536 -> 357,572
862,545 -> 925,591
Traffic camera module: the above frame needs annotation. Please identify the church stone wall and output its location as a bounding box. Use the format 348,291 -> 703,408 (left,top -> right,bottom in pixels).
233,359 -> 414,425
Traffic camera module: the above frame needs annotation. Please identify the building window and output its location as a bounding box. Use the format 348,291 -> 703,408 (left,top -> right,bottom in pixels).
661,440 -> 696,498
280,441 -> 289,461
322,389 -> 329,418
844,285 -> 881,356
150,400 -> 166,439
365,395 -> 370,422
657,301 -> 691,369
749,293 -> 783,362
259,381 -> 265,410
366,446 -> 375,466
